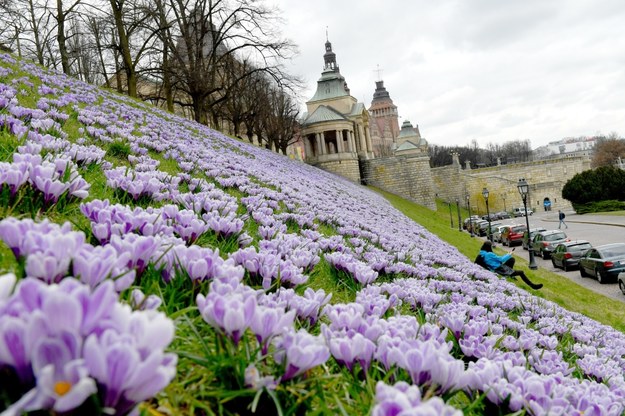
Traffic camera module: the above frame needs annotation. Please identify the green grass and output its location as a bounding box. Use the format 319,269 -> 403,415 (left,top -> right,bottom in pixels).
372,186 -> 625,333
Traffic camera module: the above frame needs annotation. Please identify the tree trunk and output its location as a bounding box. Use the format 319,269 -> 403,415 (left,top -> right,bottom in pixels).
56,0 -> 70,74
110,0 -> 136,97
91,17 -> 110,88
27,0 -> 44,65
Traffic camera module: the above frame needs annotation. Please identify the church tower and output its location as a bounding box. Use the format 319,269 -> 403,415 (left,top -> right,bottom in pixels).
299,38 -> 374,182
368,79 -> 400,156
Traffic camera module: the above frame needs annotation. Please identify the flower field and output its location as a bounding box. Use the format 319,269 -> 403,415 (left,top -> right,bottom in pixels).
2,54 -> 625,415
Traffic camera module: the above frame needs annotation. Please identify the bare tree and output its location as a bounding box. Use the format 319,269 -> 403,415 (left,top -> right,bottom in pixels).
54,0 -> 84,74
592,132 -> 625,168
108,0 -> 160,97
259,85 -> 299,154
165,0 -> 296,125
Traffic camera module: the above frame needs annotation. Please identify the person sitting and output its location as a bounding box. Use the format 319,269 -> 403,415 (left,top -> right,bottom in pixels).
475,241 -> 543,290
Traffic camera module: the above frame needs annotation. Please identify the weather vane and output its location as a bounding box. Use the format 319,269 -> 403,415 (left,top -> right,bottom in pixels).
325,26 -> 328,41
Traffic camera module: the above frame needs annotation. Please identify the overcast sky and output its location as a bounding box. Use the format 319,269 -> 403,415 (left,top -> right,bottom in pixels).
269,0 -> 625,149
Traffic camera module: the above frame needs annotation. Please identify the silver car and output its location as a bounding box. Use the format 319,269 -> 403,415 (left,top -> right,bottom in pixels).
531,230 -> 569,259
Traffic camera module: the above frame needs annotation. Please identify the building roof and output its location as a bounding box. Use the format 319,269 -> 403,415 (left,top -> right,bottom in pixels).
302,105 -> 347,125
308,39 -> 352,103
371,80 -> 392,104
396,140 -> 420,151
397,120 -> 427,148
348,102 -> 366,117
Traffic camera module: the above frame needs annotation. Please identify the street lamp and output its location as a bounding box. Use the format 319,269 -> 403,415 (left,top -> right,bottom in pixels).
448,200 -> 454,228
518,178 -> 537,270
482,187 -> 492,242
466,194 -> 474,237
456,198 -> 462,231
502,193 -> 507,213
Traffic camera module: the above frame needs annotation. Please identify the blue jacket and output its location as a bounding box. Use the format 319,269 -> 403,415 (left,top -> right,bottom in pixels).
479,250 -> 512,271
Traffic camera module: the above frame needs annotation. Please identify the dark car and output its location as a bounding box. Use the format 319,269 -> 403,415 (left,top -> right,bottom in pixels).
579,243 -> 625,283
551,240 -> 592,271
522,227 -> 547,250
463,216 -> 481,232
501,224 -> 527,247
475,220 -> 490,237
531,230 -> 569,259
481,213 -> 498,222
495,211 -> 511,220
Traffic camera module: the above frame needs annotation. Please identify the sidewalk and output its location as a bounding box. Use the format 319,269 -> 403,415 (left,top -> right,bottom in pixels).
533,211 -> 625,228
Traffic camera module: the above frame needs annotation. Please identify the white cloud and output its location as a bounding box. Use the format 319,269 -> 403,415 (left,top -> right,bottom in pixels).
270,0 -> 625,148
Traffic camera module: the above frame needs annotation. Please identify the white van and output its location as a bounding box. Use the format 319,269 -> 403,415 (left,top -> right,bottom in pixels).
513,207 -> 533,217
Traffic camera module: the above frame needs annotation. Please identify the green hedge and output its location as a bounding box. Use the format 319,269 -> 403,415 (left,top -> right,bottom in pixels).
572,200 -> 625,214
562,166 -> 625,205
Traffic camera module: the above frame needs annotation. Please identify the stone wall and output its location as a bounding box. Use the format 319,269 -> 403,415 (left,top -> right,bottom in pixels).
431,156 -> 591,215
314,158 -> 361,183
360,154 -> 437,210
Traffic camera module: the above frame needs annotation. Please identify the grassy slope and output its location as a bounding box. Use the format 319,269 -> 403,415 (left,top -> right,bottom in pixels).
373,187 -> 625,333
3,54 -> 625,414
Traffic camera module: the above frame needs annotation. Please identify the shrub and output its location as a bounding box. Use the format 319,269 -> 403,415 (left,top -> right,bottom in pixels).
562,165 -> 625,205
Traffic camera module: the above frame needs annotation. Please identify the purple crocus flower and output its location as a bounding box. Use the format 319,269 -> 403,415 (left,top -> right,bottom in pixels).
371,381 -> 463,416
273,328 -> 330,381
109,234 -> 159,276
326,330 -> 376,373
196,285 -> 257,345
250,305 -> 296,354
0,273 -> 17,305
5,340 -> 97,414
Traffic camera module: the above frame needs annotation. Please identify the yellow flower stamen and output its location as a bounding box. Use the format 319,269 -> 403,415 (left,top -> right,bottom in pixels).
54,381 -> 72,396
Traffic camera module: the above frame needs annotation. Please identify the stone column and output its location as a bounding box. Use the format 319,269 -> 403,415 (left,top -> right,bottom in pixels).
357,125 -> 366,153
364,126 -> 373,153
315,133 -> 324,155
336,130 -> 343,153
348,130 -> 355,152
304,135 -> 313,159
320,131 -> 328,155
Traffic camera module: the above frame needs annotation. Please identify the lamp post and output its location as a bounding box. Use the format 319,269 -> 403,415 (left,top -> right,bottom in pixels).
448,200 -> 454,228
482,187 -> 492,242
518,178 -> 537,270
466,194 -> 474,237
502,193 -> 507,213
456,198 -> 462,231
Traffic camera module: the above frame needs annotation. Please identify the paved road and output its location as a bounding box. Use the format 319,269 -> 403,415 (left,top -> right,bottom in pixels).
487,210 -> 625,303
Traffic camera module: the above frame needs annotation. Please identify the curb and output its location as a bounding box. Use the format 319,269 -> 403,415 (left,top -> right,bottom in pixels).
539,218 -> 625,228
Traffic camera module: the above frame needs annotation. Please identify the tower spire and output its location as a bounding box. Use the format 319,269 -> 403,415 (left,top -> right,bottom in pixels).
323,34 -> 338,72
374,64 -> 383,81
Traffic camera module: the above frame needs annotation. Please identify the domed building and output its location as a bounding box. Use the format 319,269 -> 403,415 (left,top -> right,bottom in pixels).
299,39 -> 374,182
395,120 -> 428,155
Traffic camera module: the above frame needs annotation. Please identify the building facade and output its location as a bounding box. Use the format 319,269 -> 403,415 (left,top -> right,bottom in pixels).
368,80 -> 400,156
299,39 -> 374,182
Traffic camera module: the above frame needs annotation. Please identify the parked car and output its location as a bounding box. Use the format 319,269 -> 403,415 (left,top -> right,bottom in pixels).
495,211 -> 511,220
463,216 -> 481,231
513,207 -> 533,217
579,243 -> 625,283
551,240 -> 592,271
485,222 -> 502,241
618,272 -> 625,295
481,213 -> 498,222
492,225 -> 508,243
522,227 -> 547,250
501,224 -> 527,246
475,220 -> 490,237
531,230 -> 569,259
